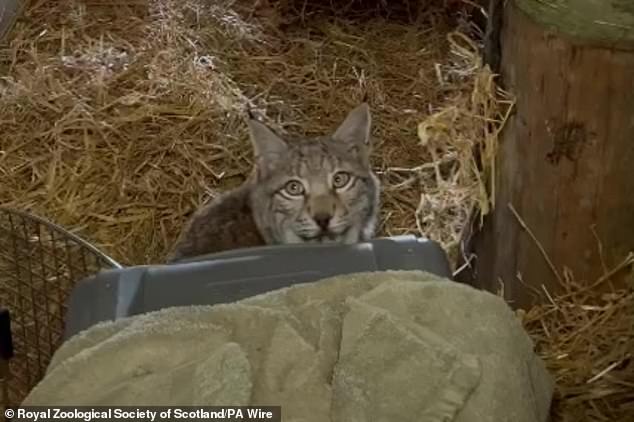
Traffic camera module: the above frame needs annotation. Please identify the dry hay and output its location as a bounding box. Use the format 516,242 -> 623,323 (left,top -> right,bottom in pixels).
520,260 -> 634,422
246,0 -> 474,25
1,0 -> 632,421
0,0 -> 499,266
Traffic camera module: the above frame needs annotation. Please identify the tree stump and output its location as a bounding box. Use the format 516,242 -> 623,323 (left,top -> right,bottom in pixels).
458,0 -> 634,309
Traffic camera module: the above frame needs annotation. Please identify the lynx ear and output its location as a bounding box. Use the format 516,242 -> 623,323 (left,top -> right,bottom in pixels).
247,118 -> 288,158
332,103 -> 372,147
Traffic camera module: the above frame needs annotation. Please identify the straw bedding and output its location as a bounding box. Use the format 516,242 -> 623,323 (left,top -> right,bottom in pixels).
0,0 -> 632,420
0,0 -> 497,265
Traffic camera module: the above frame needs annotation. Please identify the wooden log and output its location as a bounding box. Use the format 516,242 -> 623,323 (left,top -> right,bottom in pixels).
483,0 -> 503,74
457,0 -> 634,309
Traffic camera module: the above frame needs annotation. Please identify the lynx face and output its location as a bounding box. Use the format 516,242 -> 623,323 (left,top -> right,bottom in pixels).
247,103 -> 380,245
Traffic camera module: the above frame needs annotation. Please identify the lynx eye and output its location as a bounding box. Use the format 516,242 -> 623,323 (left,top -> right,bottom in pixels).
283,180 -> 305,196
332,171 -> 351,189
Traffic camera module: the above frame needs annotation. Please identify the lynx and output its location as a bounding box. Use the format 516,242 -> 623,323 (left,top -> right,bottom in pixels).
166,103 -> 380,262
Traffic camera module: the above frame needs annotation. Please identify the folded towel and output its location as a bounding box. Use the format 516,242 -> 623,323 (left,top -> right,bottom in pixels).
22,270 -> 553,422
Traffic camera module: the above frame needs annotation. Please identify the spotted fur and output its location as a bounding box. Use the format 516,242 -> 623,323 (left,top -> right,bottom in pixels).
166,103 -> 380,262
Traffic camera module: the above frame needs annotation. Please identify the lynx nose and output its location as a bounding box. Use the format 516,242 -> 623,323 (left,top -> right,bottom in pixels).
313,213 -> 332,231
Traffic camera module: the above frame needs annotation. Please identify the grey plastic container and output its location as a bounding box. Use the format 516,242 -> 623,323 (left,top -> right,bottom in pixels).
63,235 -> 452,339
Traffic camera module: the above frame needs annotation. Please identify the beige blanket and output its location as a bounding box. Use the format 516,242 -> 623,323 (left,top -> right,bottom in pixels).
23,271 -> 554,421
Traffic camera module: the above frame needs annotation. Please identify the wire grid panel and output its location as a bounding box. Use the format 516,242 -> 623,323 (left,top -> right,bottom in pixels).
0,207 -> 121,407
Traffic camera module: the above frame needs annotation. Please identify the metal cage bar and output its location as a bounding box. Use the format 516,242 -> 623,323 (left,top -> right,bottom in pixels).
0,207 -> 121,409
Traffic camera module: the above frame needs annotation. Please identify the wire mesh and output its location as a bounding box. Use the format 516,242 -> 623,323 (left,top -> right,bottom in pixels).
0,207 -> 121,409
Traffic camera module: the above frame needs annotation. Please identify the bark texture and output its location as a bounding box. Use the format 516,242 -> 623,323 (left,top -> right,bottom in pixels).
458,0 -> 634,309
